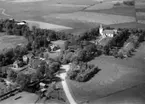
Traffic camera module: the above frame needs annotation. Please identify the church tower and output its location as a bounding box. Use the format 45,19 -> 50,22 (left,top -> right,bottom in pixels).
99,24 -> 103,36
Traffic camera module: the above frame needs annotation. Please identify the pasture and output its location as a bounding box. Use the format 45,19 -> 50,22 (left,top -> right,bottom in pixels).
0,33 -> 28,52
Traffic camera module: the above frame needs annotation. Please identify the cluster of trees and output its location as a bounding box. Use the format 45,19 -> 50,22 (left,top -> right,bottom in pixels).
78,28 -> 99,41
58,40 -> 101,64
99,28 -> 145,58
0,45 -> 28,67
6,59 -> 61,91
100,29 -> 131,56
117,29 -> 145,58
67,62 -> 100,82
0,19 -> 100,52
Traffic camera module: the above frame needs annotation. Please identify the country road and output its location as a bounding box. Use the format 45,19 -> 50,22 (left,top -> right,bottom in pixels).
58,65 -> 77,104
0,8 -> 11,17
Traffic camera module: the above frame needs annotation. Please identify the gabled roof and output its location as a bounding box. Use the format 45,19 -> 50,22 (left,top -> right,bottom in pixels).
103,30 -> 114,34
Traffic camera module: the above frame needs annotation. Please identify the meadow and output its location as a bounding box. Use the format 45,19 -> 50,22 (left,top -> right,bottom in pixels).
0,33 -> 28,52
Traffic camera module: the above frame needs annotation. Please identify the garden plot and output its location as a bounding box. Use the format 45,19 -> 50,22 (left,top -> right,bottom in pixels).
46,12 -> 135,25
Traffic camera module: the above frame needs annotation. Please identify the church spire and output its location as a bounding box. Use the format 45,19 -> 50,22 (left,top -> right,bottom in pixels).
99,24 -> 103,36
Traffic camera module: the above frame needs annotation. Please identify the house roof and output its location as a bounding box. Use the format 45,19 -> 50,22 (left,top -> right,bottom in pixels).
103,30 -> 114,34
17,22 -> 26,25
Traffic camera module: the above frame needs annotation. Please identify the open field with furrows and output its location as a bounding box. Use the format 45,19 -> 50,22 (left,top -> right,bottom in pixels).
85,5 -> 135,17
0,33 -> 28,52
67,42 -> 145,104
45,12 -> 135,25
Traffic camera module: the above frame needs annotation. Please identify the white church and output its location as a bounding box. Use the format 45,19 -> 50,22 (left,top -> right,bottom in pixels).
99,24 -> 117,38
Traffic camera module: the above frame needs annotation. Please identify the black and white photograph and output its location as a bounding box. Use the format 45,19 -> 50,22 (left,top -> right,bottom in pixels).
0,0 -> 145,104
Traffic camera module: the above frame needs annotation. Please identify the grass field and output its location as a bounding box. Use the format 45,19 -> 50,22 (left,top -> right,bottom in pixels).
0,33 -> 28,52
67,42 -> 145,103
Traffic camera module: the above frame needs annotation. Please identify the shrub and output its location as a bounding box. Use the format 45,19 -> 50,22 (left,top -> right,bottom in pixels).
68,63 -> 100,82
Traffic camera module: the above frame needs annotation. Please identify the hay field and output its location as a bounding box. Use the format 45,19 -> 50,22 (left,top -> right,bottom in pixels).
25,20 -> 72,31
45,12 -> 135,25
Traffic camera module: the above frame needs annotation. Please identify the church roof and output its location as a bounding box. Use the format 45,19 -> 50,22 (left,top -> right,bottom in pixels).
103,30 -> 114,34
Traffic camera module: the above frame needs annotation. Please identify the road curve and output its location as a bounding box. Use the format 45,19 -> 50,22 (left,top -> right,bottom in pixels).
0,8 -> 11,17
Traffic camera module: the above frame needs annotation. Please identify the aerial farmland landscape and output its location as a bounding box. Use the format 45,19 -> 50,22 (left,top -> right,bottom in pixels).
0,0 -> 145,104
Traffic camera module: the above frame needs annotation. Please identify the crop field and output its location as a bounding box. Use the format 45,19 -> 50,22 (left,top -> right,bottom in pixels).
45,12 -> 135,25
86,5 -> 135,17
0,33 -> 28,52
67,42 -> 145,103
